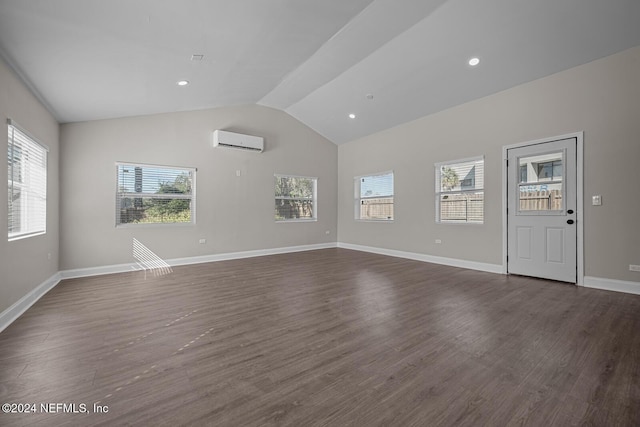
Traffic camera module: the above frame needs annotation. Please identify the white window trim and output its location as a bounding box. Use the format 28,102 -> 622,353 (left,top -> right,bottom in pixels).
7,119 -> 48,241
115,162 -> 196,227
7,119 -> 50,151
435,156 -> 484,225
354,170 -> 394,222
274,174 -> 318,222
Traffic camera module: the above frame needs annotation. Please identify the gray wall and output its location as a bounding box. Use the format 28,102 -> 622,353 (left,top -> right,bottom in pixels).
60,105 -> 337,270
338,45 -> 640,283
0,59 -> 59,314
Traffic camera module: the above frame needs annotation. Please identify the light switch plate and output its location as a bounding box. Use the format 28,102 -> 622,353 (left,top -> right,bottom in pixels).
592,195 -> 602,206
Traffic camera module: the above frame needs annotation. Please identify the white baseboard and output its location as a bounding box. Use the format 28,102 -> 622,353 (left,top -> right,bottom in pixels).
0,272 -> 61,334
583,276 -> 640,295
337,242 -> 504,274
60,242 -> 338,280
166,242 -> 337,266
59,262 -> 143,279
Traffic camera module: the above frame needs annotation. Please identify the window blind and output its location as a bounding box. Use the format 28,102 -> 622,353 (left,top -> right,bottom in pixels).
116,163 -> 195,225
355,171 -> 394,220
8,120 -> 48,240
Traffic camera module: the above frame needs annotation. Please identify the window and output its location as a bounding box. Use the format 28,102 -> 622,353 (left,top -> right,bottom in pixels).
518,152 -> 563,211
116,163 -> 195,226
355,171 -> 394,221
274,174 -> 317,221
7,120 -> 48,240
435,157 -> 484,223
536,160 -> 562,181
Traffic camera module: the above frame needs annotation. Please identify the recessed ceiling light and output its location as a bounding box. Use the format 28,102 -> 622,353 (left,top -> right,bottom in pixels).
349,113 -> 356,119
177,80 -> 189,86
468,57 -> 480,66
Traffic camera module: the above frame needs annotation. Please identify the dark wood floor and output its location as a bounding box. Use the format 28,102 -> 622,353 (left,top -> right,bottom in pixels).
1,248 -> 639,426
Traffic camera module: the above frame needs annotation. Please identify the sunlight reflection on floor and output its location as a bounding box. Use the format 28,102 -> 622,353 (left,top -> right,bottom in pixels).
132,238 -> 173,277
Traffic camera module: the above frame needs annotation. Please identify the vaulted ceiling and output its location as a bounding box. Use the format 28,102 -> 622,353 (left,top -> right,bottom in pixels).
1,0 -> 640,144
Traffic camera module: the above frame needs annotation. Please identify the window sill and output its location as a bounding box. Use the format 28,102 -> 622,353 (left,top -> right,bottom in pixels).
116,222 -> 195,229
436,221 -> 484,226
8,231 -> 46,242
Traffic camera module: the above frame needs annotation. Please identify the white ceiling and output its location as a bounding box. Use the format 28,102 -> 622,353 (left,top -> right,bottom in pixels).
1,0 -> 640,144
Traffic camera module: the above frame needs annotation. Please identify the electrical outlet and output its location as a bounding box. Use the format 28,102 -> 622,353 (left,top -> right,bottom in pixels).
592,195 -> 602,206
435,239 -> 442,244
630,265 -> 640,272
325,230 -> 330,235
199,239 -> 206,244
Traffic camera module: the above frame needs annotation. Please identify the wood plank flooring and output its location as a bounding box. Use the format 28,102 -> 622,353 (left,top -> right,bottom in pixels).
1,248 -> 639,426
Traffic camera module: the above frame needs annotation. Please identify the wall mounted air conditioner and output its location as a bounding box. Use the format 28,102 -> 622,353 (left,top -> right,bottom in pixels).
213,130 -> 264,152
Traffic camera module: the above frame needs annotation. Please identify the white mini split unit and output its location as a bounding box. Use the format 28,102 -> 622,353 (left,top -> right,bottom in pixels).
213,129 -> 264,152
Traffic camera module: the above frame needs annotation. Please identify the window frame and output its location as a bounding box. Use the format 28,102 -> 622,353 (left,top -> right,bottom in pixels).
7,119 -> 48,241
115,162 -> 196,227
274,174 -> 318,222
354,170 -> 395,222
435,156 -> 484,225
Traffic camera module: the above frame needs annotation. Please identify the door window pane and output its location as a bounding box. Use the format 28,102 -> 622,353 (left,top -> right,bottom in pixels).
518,152 -> 563,211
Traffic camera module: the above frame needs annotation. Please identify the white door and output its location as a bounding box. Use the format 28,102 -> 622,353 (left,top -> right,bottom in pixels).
507,138 -> 577,283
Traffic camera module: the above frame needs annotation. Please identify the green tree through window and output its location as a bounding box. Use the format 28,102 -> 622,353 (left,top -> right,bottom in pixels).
275,175 -> 317,221
116,163 -> 195,225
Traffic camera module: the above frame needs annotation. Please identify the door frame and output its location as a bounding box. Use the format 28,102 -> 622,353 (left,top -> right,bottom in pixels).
501,132 -> 584,285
